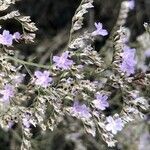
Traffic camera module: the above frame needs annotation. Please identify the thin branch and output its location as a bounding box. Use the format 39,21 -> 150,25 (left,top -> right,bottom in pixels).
5,56 -> 51,69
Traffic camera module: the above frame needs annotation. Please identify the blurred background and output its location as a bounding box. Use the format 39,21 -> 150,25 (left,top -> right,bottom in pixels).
0,0 -> 150,149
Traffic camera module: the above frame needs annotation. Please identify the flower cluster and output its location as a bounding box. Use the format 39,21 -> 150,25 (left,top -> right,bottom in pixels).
53,51 -> 74,70
0,30 -> 21,46
93,93 -> 109,110
34,71 -> 52,88
106,116 -> 124,134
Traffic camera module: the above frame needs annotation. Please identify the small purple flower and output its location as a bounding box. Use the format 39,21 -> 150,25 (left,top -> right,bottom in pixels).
53,51 -> 74,70
93,93 -> 109,110
0,84 -> 15,103
13,73 -> 26,84
92,22 -> 108,36
127,0 -> 135,10
34,70 -> 52,88
120,59 -> 136,75
144,49 -> 150,58
123,45 -> 136,56
13,32 -> 21,41
66,77 -> 73,84
138,132 -> 150,150
71,101 -> 91,119
22,114 -> 30,128
120,46 -> 136,76
106,116 -> 124,134
8,121 -> 14,129
0,30 -> 13,46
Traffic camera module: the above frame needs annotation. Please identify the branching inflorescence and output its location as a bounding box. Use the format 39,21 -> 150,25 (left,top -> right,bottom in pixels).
0,0 -> 149,149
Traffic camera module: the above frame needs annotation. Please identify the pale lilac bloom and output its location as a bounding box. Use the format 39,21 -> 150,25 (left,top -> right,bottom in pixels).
93,93 -> 109,110
53,51 -> 74,70
123,45 -> 136,56
71,101 -> 91,119
129,90 -> 139,99
66,77 -> 73,84
120,58 -> 136,76
106,116 -> 124,134
13,73 -> 26,84
120,46 -> 136,76
8,121 -> 14,129
22,114 -> 31,128
0,84 -> 15,103
13,32 -> 21,41
127,0 -> 135,10
0,30 -> 13,46
144,49 -> 150,57
92,22 -> 108,36
34,70 -> 52,88
138,132 -> 150,150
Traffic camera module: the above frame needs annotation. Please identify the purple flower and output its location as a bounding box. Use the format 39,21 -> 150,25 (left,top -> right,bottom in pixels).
144,49 -> 150,58
0,84 -> 15,103
120,46 -> 136,76
34,70 -> 52,88
13,73 -> 26,85
92,22 -> 108,36
138,132 -> 150,150
71,101 -> 91,119
123,45 -> 136,55
0,30 -> 21,46
53,51 -> 74,70
22,114 -> 30,128
0,30 -> 13,46
66,77 -> 73,84
106,116 -> 124,134
13,32 -> 21,41
127,0 -> 135,10
93,93 -> 109,110
8,121 -> 14,129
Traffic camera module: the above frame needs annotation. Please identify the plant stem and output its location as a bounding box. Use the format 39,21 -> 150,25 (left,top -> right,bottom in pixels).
5,56 -> 51,69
